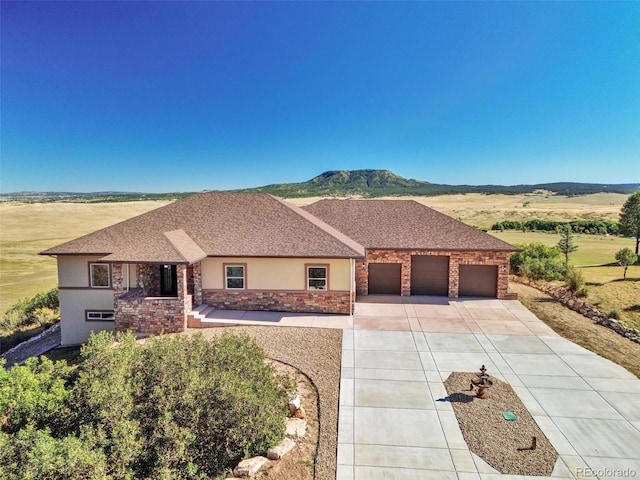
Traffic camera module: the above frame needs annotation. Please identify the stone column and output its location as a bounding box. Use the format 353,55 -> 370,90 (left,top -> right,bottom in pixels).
192,262 -> 203,306
448,255 -> 459,298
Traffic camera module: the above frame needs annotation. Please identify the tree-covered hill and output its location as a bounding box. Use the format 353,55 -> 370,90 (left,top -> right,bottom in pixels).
238,169 -> 639,198
2,170 -> 638,202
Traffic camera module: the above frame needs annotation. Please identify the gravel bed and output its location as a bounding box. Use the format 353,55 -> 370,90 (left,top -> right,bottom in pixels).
184,326 -> 342,480
444,371 -> 558,476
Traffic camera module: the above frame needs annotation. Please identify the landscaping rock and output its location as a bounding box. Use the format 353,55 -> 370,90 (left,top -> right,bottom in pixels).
288,394 -> 301,414
512,275 -> 640,345
285,418 -> 307,438
292,406 -> 306,419
267,437 -> 296,460
233,456 -> 268,478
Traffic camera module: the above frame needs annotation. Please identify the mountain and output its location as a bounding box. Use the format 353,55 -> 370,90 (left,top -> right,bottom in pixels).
2,170 -> 638,202
238,169 -> 640,198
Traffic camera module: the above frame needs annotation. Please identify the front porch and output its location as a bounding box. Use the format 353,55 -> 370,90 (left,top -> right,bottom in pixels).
111,262 -> 202,335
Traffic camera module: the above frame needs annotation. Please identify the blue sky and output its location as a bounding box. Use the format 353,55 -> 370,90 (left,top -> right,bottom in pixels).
1,1 -> 639,193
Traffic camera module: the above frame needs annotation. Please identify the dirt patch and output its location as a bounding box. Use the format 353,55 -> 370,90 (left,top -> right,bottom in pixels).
512,282 -> 640,377
444,371 -> 558,476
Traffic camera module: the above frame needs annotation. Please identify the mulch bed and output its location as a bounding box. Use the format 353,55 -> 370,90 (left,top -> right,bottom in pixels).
444,371 -> 558,476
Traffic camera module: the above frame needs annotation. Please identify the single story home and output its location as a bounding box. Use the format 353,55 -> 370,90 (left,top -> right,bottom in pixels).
41,193 -> 517,345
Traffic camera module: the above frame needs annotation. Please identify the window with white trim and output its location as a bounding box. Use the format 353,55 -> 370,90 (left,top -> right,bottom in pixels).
86,311 -> 115,321
225,265 -> 245,289
90,263 -> 110,288
307,266 -> 327,290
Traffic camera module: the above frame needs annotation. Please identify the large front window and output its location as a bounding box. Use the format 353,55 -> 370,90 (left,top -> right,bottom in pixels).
307,266 -> 327,290
225,265 -> 245,289
90,263 -> 110,288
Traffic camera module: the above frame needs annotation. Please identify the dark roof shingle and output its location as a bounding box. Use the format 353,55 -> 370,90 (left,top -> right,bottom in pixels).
41,193 -> 365,262
302,199 -> 517,251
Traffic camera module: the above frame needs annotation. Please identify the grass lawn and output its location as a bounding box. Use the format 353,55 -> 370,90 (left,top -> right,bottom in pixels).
580,265 -> 640,330
0,201 -> 170,313
489,230 -> 636,266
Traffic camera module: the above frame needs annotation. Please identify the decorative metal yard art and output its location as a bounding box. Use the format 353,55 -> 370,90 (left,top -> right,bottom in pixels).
470,364 -> 493,399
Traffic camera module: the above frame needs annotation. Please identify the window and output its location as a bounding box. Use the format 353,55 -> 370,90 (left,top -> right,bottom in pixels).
307,266 -> 328,290
86,311 -> 115,321
90,263 -> 110,288
225,265 -> 245,289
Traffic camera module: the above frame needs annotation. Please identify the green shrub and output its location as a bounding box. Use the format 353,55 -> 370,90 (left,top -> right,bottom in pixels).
0,426 -> 109,480
565,267 -> 586,293
1,332 -> 293,479
1,288 -> 59,330
511,243 -> 565,280
73,331 -> 293,478
0,356 -> 74,434
609,309 -> 621,320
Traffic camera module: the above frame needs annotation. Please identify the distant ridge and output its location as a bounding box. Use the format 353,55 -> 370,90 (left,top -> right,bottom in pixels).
1,169 -> 638,202
238,169 -> 640,198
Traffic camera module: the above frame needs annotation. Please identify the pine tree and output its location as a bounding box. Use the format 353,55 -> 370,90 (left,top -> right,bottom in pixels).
556,225 -> 578,267
619,192 -> 640,256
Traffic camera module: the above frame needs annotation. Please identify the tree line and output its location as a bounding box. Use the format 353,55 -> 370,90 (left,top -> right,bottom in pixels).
492,219 -> 619,235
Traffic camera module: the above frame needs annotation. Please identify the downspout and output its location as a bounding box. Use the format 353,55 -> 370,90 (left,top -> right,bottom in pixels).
126,264 -> 130,292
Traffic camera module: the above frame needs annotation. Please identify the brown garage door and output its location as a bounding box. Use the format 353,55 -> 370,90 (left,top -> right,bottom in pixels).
368,263 -> 401,295
411,256 -> 449,295
459,265 -> 498,297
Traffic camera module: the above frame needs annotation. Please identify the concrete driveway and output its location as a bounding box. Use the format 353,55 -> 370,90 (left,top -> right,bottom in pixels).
338,296 -> 640,480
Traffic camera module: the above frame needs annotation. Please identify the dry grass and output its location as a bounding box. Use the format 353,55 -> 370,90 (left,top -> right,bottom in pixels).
580,265 -> 640,329
511,282 -> 640,378
289,192 -> 628,229
0,201 -> 170,313
391,192 -> 627,228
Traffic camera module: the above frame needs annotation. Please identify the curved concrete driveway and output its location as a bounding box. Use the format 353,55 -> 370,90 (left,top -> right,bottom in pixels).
337,297 -> 640,480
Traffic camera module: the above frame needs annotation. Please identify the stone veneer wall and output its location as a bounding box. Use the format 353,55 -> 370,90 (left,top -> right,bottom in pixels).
136,263 -> 161,296
113,263 -> 191,335
201,289 -> 351,315
357,249 -> 511,299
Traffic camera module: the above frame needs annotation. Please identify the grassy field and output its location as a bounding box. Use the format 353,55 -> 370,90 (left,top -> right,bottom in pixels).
0,201 -> 171,313
489,230 -> 636,266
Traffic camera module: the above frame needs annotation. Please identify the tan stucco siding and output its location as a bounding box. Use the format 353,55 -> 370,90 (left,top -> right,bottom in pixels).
59,289 -> 115,345
201,257 -> 351,291
57,255 -> 108,287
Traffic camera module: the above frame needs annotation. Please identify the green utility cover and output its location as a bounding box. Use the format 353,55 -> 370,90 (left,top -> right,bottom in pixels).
502,411 -> 517,421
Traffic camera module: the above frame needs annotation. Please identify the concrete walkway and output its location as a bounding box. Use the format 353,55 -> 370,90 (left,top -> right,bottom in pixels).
338,298 -> 640,480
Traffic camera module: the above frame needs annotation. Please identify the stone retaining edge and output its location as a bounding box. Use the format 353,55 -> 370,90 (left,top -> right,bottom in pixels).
511,275 -> 640,344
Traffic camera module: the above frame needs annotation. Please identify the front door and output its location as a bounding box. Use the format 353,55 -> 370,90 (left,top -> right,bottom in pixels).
160,264 -> 178,296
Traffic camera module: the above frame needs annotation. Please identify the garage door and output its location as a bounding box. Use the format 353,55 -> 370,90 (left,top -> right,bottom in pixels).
459,265 -> 498,297
411,256 -> 449,295
368,263 -> 401,295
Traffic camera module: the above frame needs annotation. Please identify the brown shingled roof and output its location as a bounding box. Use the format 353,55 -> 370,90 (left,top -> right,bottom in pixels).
302,199 -> 518,251
41,193 -> 365,262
